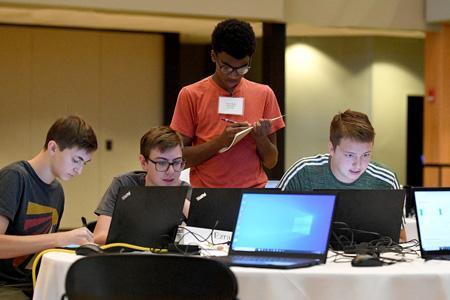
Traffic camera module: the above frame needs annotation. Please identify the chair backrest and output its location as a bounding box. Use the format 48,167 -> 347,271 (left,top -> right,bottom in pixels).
64,254 -> 238,300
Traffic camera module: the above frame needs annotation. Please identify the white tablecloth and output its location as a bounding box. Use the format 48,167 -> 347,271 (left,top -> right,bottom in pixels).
33,251 -> 450,300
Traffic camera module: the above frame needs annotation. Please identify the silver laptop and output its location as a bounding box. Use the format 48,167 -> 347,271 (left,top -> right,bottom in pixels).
218,190 -> 336,269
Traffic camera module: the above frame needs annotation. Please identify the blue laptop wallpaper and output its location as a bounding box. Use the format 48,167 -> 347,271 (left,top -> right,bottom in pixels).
231,193 -> 335,254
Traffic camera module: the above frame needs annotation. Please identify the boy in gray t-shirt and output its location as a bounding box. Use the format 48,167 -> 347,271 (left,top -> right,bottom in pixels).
93,126 -> 189,245
0,116 -> 97,297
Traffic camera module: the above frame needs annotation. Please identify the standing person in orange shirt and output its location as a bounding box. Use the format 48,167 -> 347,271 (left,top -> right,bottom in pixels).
170,18 -> 285,188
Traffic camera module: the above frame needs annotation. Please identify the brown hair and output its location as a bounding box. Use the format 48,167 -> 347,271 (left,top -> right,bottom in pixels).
330,109 -> 375,148
140,126 -> 183,158
44,115 -> 97,152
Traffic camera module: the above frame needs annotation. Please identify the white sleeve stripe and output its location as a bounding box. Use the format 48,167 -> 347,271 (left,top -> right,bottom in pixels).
284,154 -> 329,173
367,166 -> 396,182
367,163 -> 397,178
366,164 -> 399,188
278,155 -> 329,190
366,169 -> 399,189
278,154 -> 329,188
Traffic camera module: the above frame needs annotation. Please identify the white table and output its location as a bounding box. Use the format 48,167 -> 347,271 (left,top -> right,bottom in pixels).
34,251 -> 450,300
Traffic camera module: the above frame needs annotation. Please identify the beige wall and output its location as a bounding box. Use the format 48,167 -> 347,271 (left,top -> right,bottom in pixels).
285,36 -> 424,185
0,0 -> 284,21
285,37 -> 373,165
426,0 -> 450,23
0,26 -> 425,228
371,37 -> 424,185
285,0 -> 426,30
0,25 -> 163,228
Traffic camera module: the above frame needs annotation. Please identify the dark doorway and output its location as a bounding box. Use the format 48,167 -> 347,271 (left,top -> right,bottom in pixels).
406,96 -> 424,187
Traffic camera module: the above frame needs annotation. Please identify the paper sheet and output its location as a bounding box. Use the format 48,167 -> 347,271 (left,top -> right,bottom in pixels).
218,126 -> 253,153
218,114 -> 286,153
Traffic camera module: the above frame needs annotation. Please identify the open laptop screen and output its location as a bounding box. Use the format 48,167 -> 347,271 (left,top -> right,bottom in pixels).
414,189 -> 450,253
231,192 -> 335,255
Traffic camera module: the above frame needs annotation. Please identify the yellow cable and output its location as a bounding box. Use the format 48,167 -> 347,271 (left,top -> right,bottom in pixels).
32,248 -> 75,288
100,242 -> 168,253
32,243 -> 167,288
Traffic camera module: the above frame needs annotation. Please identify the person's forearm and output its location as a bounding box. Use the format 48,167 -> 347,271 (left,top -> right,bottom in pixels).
0,233 -> 62,259
93,215 -> 111,245
182,138 -> 225,168
93,232 -> 107,245
255,136 -> 278,169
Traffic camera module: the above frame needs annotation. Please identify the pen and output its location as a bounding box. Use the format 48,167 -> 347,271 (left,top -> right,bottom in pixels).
221,118 -> 237,124
81,216 -> 88,228
268,114 -> 287,122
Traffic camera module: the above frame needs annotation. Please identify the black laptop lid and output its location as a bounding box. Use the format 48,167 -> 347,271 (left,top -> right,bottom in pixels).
228,190 -> 336,263
316,189 -> 405,249
106,186 -> 188,248
413,187 -> 450,259
186,188 -> 244,231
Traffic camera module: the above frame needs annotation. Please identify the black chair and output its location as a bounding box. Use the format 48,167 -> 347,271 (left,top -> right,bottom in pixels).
63,253 -> 238,300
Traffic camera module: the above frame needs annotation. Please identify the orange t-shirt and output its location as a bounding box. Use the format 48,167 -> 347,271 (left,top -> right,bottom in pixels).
170,76 -> 285,188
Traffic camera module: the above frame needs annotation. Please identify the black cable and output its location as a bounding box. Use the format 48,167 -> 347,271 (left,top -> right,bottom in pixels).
171,219 -> 232,256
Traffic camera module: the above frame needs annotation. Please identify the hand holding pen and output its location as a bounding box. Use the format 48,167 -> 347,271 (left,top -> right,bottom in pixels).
221,114 -> 286,124
218,118 -> 250,146
221,118 -> 237,124
252,114 -> 286,137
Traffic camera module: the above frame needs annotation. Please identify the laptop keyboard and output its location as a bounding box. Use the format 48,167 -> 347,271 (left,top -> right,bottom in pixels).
430,255 -> 450,261
231,255 -> 311,265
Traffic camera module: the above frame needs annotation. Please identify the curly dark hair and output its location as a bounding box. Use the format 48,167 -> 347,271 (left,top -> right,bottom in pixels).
211,18 -> 256,59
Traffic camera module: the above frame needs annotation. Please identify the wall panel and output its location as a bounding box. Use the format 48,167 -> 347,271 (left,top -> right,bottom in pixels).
0,25 -> 164,227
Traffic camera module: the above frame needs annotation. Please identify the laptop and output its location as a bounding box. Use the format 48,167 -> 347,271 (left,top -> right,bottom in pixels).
106,186 -> 189,248
186,188 -> 244,231
217,190 -> 336,269
413,188 -> 450,260
316,189 -> 405,250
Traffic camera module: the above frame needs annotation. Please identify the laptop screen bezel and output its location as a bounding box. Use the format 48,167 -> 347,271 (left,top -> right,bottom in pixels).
106,186 -> 188,248
228,189 -> 337,263
314,189 -> 405,248
413,187 -> 450,258
186,188 -> 243,231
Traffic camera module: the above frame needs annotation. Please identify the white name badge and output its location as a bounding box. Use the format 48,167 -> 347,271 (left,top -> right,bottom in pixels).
218,96 -> 244,116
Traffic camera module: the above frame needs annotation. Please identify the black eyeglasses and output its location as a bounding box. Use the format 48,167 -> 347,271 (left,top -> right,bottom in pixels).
147,158 -> 186,172
216,57 -> 251,76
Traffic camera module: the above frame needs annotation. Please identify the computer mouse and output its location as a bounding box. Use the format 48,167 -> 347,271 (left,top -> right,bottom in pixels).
351,254 -> 383,267
75,243 -> 104,256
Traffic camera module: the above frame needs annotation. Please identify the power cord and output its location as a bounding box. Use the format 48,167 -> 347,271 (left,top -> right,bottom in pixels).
32,243 -> 167,288
173,221 -> 231,256
328,227 -> 421,266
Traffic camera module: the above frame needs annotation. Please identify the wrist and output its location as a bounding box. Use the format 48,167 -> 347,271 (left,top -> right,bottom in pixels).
213,135 -> 229,151
53,231 -> 66,248
254,134 -> 269,144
